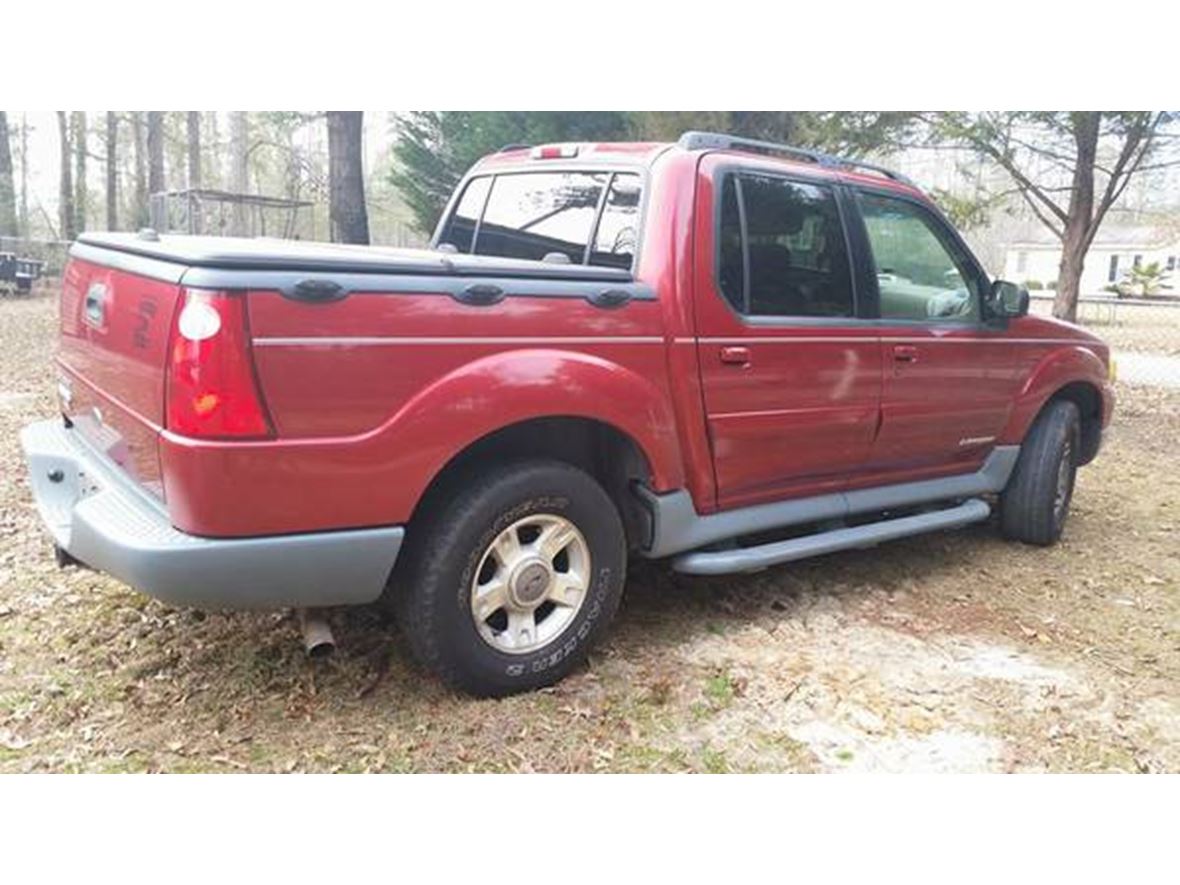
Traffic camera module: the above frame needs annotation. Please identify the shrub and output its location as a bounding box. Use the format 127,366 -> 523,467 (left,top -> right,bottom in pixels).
1024,280 -> 1044,290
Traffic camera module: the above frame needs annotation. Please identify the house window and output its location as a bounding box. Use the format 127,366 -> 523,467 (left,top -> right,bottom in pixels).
1016,251 -> 1028,273
1108,254 -> 1119,282
1168,256 -> 1176,272
1133,254 -> 1143,269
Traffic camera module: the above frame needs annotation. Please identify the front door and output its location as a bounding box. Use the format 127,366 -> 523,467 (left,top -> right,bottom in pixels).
693,161 -> 882,511
851,189 -> 1015,487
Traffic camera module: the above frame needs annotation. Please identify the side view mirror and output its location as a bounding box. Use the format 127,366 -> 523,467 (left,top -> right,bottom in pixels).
987,280 -> 1030,319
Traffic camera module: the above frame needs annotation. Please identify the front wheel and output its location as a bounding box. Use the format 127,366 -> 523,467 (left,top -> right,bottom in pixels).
1000,399 -> 1080,546
392,460 -> 627,697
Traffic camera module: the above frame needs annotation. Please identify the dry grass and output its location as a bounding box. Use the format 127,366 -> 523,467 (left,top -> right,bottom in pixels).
1,292 -> 1178,773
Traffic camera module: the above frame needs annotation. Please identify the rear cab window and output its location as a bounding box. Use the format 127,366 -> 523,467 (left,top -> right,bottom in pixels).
438,171 -> 643,270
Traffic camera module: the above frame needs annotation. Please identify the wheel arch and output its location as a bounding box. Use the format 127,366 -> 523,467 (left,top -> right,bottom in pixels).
1000,346 -> 1109,465
408,415 -> 658,552
1046,380 -> 1103,464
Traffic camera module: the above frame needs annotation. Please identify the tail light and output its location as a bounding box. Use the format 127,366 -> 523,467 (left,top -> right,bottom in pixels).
165,289 -> 273,439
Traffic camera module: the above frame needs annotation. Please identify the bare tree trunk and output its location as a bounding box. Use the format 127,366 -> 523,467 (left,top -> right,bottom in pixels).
57,112 -> 76,241
1054,236 -> 1087,324
72,111 -> 87,234
1052,113 -> 1100,324
185,112 -> 202,234
327,111 -> 370,245
19,114 -> 29,237
147,112 -> 165,227
132,112 -> 148,228
230,112 -> 249,235
105,112 -> 118,230
205,112 -> 221,191
0,112 -> 17,237
186,112 -> 201,189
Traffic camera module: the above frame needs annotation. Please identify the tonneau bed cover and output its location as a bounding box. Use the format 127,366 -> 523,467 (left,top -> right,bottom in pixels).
75,232 -> 634,282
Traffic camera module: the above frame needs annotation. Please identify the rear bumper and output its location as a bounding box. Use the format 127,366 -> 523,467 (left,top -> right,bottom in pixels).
19,418 -> 404,610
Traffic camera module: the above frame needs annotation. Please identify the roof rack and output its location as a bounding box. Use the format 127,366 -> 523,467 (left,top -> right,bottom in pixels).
677,131 -> 915,187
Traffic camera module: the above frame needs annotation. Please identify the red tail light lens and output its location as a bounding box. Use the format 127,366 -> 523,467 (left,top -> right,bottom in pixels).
166,289 -> 273,439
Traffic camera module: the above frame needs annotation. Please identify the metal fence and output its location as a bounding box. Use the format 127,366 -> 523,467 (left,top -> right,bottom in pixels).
1029,295 -> 1180,389
0,237 -> 72,283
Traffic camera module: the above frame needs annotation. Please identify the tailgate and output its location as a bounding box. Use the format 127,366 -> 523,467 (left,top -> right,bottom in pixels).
57,253 -> 185,499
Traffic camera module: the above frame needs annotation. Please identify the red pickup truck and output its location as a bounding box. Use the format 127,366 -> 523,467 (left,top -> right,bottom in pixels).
21,131 -> 1115,696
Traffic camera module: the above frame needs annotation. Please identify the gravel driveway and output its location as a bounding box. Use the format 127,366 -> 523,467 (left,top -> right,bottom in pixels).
1,294 -> 1177,773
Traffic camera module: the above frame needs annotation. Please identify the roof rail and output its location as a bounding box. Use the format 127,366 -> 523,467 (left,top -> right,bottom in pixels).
498,143 -> 531,153
677,131 -> 915,187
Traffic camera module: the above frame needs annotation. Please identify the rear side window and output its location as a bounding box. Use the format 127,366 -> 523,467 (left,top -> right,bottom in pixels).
476,172 -> 607,264
717,173 -> 854,318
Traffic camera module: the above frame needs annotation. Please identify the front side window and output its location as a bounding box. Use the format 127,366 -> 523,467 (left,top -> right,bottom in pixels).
859,192 -> 980,323
474,172 -> 607,264
717,173 -> 854,318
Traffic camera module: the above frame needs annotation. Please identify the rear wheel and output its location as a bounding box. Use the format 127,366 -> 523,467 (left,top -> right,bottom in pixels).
1000,399 -> 1080,545
392,460 -> 626,697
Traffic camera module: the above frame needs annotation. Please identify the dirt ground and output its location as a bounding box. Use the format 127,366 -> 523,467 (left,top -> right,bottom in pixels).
1,292 -> 1177,773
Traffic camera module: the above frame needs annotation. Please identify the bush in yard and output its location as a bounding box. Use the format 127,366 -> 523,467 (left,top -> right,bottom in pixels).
1124,261 -> 1172,298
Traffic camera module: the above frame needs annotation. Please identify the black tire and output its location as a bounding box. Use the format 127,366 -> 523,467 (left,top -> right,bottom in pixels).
391,460 -> 627,697
999,399 -> 1081,546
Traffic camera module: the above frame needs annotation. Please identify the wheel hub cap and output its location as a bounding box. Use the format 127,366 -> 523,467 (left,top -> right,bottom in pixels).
469,513 -> 591,655
510,560 -> 552,607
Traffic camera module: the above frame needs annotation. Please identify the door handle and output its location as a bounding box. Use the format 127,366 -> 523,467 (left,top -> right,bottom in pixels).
892,345 -> 919,363
719,346 -> 751,366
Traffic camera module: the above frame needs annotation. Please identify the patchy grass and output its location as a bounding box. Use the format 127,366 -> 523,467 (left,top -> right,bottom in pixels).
1,293 -> 1178,772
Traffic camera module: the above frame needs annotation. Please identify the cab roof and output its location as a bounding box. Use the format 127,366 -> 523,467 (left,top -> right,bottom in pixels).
472,131 -> 924,199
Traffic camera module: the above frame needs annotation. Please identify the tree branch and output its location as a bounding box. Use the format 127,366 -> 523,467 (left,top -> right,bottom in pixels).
1018,185 -> 1066,239
1089,113 -> 1162,245
973,139 -> 1069,224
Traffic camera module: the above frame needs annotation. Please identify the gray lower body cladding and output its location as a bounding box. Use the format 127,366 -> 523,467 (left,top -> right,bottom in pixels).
637,446 -> 1020,561
20,419 -> 403,610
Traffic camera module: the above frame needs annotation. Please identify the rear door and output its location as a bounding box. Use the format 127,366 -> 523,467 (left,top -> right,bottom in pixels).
693,158 -> 882,511
849,188 -> 1014,486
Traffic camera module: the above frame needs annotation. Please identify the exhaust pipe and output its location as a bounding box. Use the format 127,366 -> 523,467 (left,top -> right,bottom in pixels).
298,609 -> 336,658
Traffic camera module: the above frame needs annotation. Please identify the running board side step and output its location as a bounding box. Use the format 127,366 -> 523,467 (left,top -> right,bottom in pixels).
671,498 -> 991,576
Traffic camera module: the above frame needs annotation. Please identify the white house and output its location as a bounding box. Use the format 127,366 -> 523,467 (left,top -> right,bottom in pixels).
1002,224 -> 1180,295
